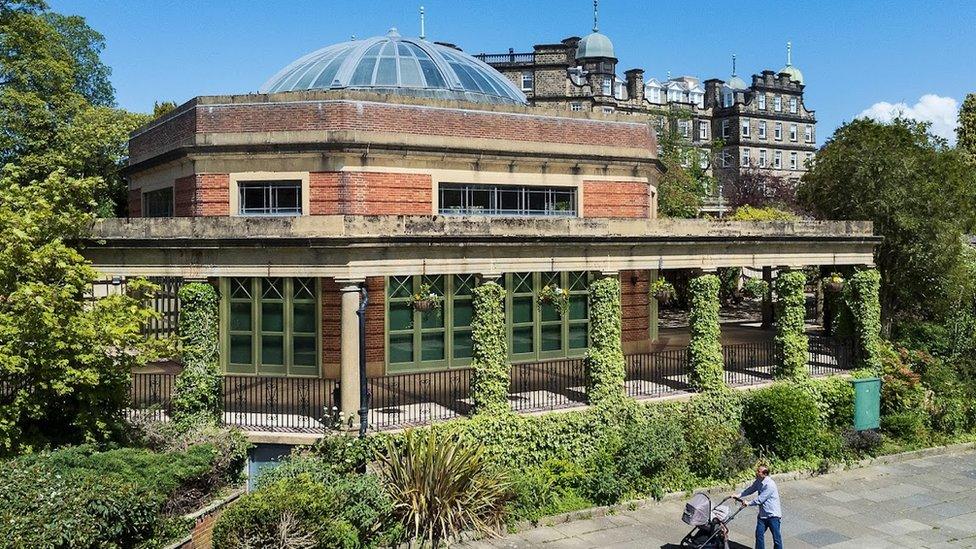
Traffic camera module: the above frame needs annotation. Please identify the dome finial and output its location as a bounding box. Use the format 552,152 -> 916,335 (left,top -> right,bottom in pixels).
786,41 -> 792,66
419,6 -> 426,40
731,54 -> 737,77
387,27 -> 400,39
593,0 -> 599,32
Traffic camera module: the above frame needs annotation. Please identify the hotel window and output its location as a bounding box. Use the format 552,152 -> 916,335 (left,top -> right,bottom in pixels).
790,152 -> 798,170
759,149 -> 767,168
789,124 -> 798,142
679,120 -> 691,137
758,121 -> 767,139
521,70 -> 534,91
143,187 -> 174,218
602,76 -> 613,96
699,120 -> 709,140
774,95 -> 782,112
758,93 -> 766,110
721,119 -> 730,139
789,97 -> 798,113
649,88 -> 661,103
223,277 -> 319,376
740,118 -> 750,138
722,90 -> 734,107
238,180 -> 302,216
438,183 -> 576,217
741,148 -> 751,167
804,125 -> 813,142
774,150 -> 782,168
719,150 -> 732,168
570,102 -> 583,112
774,123 -> 782,141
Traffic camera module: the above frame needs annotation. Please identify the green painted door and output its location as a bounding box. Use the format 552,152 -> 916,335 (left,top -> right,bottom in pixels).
852,377 -> 881,431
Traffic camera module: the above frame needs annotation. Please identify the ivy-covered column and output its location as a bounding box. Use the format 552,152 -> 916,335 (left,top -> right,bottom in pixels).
773,269 -> 809,380
846,269 -> 883,373
586,273 -> 625,405
173,282 -> 222,425
687,273 -> 724,391
470,278 -> 509,415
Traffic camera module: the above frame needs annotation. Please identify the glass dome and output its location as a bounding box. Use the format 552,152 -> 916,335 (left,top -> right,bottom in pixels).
260,29 -> 527,105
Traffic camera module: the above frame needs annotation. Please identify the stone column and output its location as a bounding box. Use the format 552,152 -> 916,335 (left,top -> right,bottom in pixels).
761,266 -> 773,328
339,280 -> 364,429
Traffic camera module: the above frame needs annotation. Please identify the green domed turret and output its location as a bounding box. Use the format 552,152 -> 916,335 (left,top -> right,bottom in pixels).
779,42 -> 804,85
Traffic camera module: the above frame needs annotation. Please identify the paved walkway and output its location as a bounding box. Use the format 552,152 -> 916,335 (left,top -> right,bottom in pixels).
466,449 -> 976,549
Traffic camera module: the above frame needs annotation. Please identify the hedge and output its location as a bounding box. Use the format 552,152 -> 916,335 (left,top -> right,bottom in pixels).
585,276 -> 625,405
173,282 -> 222,424
470,281 -> 509,415
687,274 -> 724,391
846,270 -> 883,373
773,271 -> 809,380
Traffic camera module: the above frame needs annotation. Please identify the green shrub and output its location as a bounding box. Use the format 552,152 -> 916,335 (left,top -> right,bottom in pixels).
508,459 -> 590,524
803,375 -> 855,429
585,276 -> 626,404
728,205 -> 799,221
306,432 -> 388,475
582,444 -> 628,505
881,412 -> 929,442
880,347 -> 926,418
687,274 -> 724,391
173,282 -> 222,424
470,281 -> 510,415
742,383 -> 821,460
614,406 -> 687,495
379,429 -> 512,546
773,271 -> 809,380
213,471 -> 398,549
683,391 -> 754,479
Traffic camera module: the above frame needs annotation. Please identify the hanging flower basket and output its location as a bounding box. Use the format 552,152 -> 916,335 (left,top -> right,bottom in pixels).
823,273 -> 845,294
538,284 -> 570,316
649,279 -> 676,304
410,283 -> 442,312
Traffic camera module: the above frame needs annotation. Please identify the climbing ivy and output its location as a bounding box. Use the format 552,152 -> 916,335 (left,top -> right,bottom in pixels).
585,276 -> 625,405
470,281 -> 510,415
773,271 -> 809,380
845,269 -> 883,374
172,282 -> 222,425
687,274 -> 725,392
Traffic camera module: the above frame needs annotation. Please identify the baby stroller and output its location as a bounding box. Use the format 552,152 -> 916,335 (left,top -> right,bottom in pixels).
679,493 -> 744,548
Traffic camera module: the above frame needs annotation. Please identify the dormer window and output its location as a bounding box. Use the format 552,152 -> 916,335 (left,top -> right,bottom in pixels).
722,90 -> 734,108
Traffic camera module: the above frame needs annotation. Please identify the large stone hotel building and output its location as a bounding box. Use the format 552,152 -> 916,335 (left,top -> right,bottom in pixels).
90,27 -> 873,426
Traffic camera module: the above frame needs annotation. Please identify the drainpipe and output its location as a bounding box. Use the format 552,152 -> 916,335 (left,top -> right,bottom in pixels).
357,285 -> 370,438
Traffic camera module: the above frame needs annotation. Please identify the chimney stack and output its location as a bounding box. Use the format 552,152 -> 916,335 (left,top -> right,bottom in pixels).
624,69 -> 645,102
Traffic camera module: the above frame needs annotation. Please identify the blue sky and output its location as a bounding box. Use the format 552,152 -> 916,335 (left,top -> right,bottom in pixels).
51,0 -> 974,143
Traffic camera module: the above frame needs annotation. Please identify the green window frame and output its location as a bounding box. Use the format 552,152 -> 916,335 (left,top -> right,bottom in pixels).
384,271 -> 590,372
220,277 -> 320,376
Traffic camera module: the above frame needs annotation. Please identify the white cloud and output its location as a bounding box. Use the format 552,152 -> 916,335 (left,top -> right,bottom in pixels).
857,94 -> 959,143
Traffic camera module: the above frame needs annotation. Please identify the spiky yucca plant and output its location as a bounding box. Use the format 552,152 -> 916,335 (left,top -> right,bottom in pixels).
378,429 -> 511,546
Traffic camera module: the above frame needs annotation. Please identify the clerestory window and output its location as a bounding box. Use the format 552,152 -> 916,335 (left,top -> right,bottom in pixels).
238,180 -> 302,216
438,183 -> 577,217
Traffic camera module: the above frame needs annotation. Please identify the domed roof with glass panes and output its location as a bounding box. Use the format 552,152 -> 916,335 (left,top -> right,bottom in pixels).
259,28 -> 527,105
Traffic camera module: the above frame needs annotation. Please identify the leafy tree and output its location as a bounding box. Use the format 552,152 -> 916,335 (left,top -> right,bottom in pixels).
654,113 -> 717,218
152,100 -> 178,119
959,93 -> 976,158
41,11 -> 115,106
798,118 -> 976,330
0,166 -> 162,455
721,168 -> 798,211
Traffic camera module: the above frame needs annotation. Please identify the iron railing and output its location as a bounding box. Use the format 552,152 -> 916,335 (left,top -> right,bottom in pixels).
366,368 -> 472,431
129,336 -> 855,432
475,52 -> 535,64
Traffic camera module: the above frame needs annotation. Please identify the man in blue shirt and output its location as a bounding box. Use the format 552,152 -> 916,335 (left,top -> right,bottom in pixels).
735,466 -> 782,549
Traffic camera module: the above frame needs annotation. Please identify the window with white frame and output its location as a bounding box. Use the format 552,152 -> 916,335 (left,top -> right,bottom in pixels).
570,102 -> 583,112
699,120 -> 708,140
806,153 -> 814,167
521,71 -> 534,91
722,90 -> 734,107
789,97 -> 798,113
650,88 -> 662,103
790,124 -> 798,142
790,151 -> 798,170
758,121 -> 767,139
758,93 -> 766,110
774,150 -> 782,168
721,119 -> 730,139
602,75 -> 612,96
438,183 -> 577,217
679,120 -> 691,137
741,118 -> 750,138
774,123 -> 783,141
692,92 -> 704,108
720,150 -> 733,168
774,95 -> 782,111
238,180 -> 302,216
759,149 -> 767,168
804,125 -> 813,142
741,148 -> 751,167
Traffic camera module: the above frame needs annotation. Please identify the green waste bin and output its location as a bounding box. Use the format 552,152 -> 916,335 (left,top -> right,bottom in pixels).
852,377 -> 881,431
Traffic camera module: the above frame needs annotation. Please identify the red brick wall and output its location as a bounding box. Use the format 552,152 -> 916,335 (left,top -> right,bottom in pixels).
173,174 -> 230,216
128,189 -> 142,218
130,99 -> 656,161
582,180 -> 650,218
310,172 -> 432,215
621,269 -> 650,348
321,276 -> 386,379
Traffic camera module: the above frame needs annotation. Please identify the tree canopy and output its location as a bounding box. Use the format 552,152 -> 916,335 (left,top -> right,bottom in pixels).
798,117 -> 976,330
959,93 -> 976,159
655,116 -> 716,218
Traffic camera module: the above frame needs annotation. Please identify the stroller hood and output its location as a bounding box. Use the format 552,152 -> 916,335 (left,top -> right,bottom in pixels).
681,493 -> 712,526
